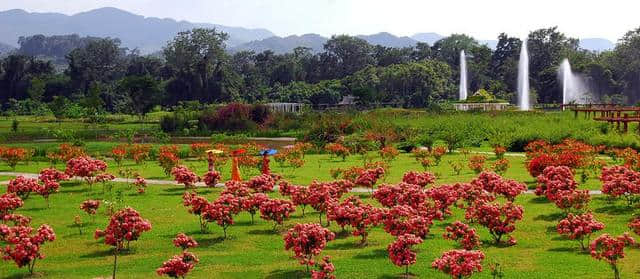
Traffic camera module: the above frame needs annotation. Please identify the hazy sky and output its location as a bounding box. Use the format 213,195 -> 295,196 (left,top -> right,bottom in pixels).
1,0 -> 637,41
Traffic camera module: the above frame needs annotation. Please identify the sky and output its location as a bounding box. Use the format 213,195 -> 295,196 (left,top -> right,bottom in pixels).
1,0 -> 638,41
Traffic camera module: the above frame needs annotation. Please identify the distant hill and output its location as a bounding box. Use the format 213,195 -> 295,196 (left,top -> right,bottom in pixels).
0,7 -> 275,53
0,41 -> 15,56
357,32 -> 417,48
580,38 -> 615,52
231,34 -> 327,54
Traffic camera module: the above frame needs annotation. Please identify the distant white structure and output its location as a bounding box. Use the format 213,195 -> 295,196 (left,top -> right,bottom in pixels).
453,103 -> 510,111
266,103 -> 305,113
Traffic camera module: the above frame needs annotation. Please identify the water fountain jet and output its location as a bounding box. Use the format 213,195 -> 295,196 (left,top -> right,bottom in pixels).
518,39 -> 530,110
459,50 -> 468,101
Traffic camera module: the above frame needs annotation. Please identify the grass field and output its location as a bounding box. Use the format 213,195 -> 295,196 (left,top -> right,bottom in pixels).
1,151 -> 639,278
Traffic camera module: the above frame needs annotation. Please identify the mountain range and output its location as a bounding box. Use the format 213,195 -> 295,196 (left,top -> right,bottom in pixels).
0,7 -> 616,55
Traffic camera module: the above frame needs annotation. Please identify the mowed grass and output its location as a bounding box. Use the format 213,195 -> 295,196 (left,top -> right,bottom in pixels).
1,152 -> 638,278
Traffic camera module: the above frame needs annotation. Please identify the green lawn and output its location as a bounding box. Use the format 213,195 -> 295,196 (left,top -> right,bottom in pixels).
1,151 -> 638,278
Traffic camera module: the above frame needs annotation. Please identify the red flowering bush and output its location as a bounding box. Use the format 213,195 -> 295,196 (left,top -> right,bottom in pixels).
536,166 -> 578,201
94,207 -> 151,278
190,142 -> 211,159
182,192 -> 210,232
111,145 -> 127,167
202,194 -> 242,239
492,158 -> 510,175
38,168 -> 69,184
127,144 -> 151,165
1,147 -> 27,170
7,176 -> 40,200
629,217 -> 640,236
65,156 -> 108,188
443,221 -> 481,250
284,223 -> 335,272
354,167 -> 385,191
426,184 -> 460,216
432,146 -> 447,165
242,193 -> 269,224
554,190 -> 591,214
381,205 -> 434,239
373,183 -> 428,209
173,233 -> 198,251
325,143 -> 350,161
0,224 -> 56,274
260,199 -> 296,230
288,185 -> 312,216
36,180 -> 59,207
379,146 -> 400,162
0,193 -> 24,220
171,166 -> 199,189
494,145 -> 507,159
600,165 -> 640,206
455,182 -> 496,210
311,256 -> 336,279
468,155 -> 487,174
432,249 -> 485,279
307,182 -> 338,225
80,199 -> 101,216
327,196 -> 382,245
133,175 -> 147,194
590,233 -> 636,279
387,234 -> 423,276
158,145 -> 181,175
471,172 -> 526,202
3,214 -> 31,226
203,171 -> 221,187
245,174 -> 276,193
401,171 -> 436,187
156,251 -> 199,278
473,202 -> 523,244
557,213 -> 605,250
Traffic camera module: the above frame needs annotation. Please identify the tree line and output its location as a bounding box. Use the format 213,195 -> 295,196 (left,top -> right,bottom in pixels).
1,26 -> 640,116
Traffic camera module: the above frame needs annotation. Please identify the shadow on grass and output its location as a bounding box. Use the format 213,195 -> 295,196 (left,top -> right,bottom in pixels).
3,271 -> 46,279
333,230 -> 351,239
80,249 -> 115,259
196,236 -> 226,246
378,273 -> 418,279
353,248 -> 387,259
482,241 -> 514,249
547,246 -> 577,253
533,212 -> 565,221
528,196 -> 549,204
248,229 -> 279,235
328,241 -> 363,250
595,205 -> 635,215
264,269 -> 308,279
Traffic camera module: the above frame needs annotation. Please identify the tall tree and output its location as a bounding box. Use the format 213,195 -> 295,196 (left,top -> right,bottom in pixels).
66,38 -> 126,94
323,35 -> 375,79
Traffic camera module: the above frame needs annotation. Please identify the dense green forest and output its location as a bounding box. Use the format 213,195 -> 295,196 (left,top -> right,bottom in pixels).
1,26 -> 640,116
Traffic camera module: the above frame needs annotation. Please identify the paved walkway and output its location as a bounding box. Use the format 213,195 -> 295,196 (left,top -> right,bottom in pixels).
0,171 -> 604,195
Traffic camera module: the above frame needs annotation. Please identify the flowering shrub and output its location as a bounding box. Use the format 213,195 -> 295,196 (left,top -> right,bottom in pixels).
156,251 -> 199,278
127,144 -> 151,165
443,221 -> 481,250
245,174 -> 276,193
242,193 -> 269,224
471,172 -> 526,202
0,193 -> 24,220
449,161 -> 464,175
590,233 -> 636,279
379,146 -> 400,162
557,213 -> 605,250
95,172 -> 116,192
432,249 -> 485,279
600,165 -> 640,206
426,185 -> 460,216
419,158 -> 434,171
111,145 -> 127,167
202,194 -> 242,239
202,171 -> 221,187
432,146 -> 447,165
37,180 -> 60,207
492,158 -> 510,175
327,196 -> 381,245
3,214 -> 31,226
629,217 -> 640,236
373,183 -> 428,209
527,153 -> 584,178
354,167 -> 385,191
455,182 -> 496,210
473,202 -> 523,244
80,200 -> 101,216
65,156 -> 108,188
158,145 -> 181,175
284,223 -> 335,272
381,205 -> 434,239
0,224 -> 56,274
171,166 -> 199,189
536,166 -> 578,201
133,175 -> 147,194
311,256 -> 336,279
494,145 -> 507,159
325,143 -> 350,161
38,168 -> 69,184
7,176 -> 40,200
307,182 -> 338,225
260,199 -> 296,230
401,171 -> 436,187
1,147 -> 27,170
288,185 -> 312,216
554,190 -> 591,214
468,155 -> 487,174
173,233 -> 198,251
182,192 -> 210,232
190,142 -> 211,159
387,234 -> 423,276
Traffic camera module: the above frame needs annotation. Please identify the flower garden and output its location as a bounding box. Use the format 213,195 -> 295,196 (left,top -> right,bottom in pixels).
2,115 -> 640,278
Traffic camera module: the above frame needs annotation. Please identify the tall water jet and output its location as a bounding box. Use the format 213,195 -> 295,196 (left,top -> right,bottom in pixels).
459,50 -> 468,101
517,39 -> 530,110
559,58 -> 590,105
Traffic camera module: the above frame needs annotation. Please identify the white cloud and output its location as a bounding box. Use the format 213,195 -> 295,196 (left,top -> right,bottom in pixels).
1,0 -> 637,41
